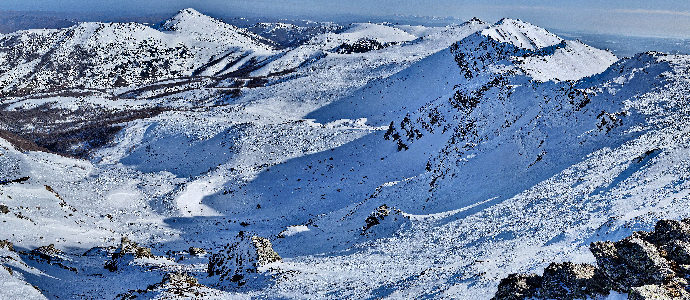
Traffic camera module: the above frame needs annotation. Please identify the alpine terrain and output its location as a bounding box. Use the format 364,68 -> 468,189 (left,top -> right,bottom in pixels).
1,8 -> 690,299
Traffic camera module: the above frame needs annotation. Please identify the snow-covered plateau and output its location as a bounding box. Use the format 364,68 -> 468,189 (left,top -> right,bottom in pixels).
0,8 -> 689,299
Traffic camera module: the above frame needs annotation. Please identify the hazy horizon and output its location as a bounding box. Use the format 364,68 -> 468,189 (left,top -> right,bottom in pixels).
1,0 -> 690,39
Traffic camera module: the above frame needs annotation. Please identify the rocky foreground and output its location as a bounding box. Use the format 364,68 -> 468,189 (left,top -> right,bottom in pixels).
493,219 -> 690,300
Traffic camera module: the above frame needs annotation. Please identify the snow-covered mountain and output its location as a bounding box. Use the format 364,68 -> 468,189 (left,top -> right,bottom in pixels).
1,10 -> 689,300
0,8 -> 276,97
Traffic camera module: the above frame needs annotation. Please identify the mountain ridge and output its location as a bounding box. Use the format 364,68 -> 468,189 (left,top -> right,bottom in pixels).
2,9 -> 689,300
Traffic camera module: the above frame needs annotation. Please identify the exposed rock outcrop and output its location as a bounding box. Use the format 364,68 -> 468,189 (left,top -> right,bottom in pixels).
492,219 -> 690,300
189,247 -> 207,256
361,204 -> 411,236
105,237 -> 155,271
207,231 -> 281,286
117,272 -> 225,299
493,273 -> 542,300
538,262 -> 609,300
0,240 -> 13,251
27,244 -> 77,272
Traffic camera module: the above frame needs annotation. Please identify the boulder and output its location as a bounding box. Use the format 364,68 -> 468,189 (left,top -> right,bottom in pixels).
189,247 -> 207,256
361,204 -> 410,236
112,237 -> 154,259
492,273 -> 542,300
590,231 -> 675,291
207,231 -> 281,285
654,220 -> 690,245
116,272 -> 223,300
629,284 -> 690,300
105,237 -> 155,271
538,262 -> 610,300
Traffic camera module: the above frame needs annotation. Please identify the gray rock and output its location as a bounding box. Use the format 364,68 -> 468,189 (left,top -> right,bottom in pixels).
28,244 -> 77,272
492,273 -> 541,300
105,237 -> 155,271
112,237 -> 154,259
207,231 -> 281,285
492,219 -> 690,300
654,220 -> 690,245
629,284 -> 689,300
362,204 -> 392,232
538,262 -> 610,300
591,231 -> 675,291
161,272 -> 199,286
663,240 -> 690,265
189,247 -> 207,256
361,204 -> 410,236
30,244 -> 63,261
116,272 -> 209,300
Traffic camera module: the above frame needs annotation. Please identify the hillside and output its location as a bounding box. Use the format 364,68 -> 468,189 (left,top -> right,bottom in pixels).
1,10 -> 689,300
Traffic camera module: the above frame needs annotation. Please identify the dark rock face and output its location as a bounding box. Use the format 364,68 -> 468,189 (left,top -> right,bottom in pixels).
591,232 -> 675,291
539,262 -> 609,300
493,218 -> 690,300
493,274 -> 541,300
29,244 -> 64,262
362,204 -> 392,233
334,39 -> 388,54
207,231 -> 281,286
361,204 -> 410,236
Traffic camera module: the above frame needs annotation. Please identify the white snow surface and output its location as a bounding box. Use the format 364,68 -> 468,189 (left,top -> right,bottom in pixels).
482,18 -> 562,50
516,40 -> 619,81
1,12 -> 686,300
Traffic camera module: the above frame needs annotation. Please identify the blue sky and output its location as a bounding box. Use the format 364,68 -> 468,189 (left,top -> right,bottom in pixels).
1,0 -> 690,38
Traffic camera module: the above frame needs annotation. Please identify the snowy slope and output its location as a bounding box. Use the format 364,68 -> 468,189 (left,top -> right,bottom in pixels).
516,40 -> 619,81
5,11 -> 690,300
158,8 -> 276,51
0,8 -> 277,95
482,18 -> 562,50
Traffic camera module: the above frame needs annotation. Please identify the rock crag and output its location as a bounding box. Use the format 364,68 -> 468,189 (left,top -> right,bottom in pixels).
207,231 -> 281,286
493,219 -> 690,300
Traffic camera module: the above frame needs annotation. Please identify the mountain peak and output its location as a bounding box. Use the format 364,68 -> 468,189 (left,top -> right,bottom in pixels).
178,8 -> 202,16
159,8 -> 221,32
482,18 -> 562,50
462,17 -> 487,25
